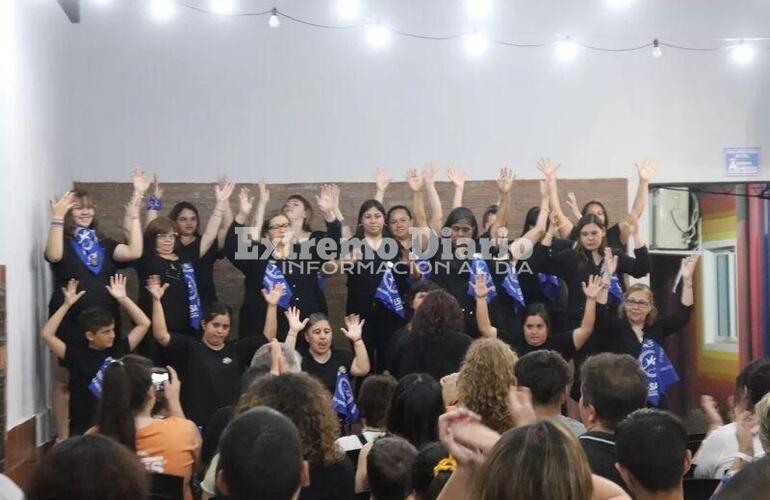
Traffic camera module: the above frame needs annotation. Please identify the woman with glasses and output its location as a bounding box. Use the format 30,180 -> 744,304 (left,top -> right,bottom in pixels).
225,183 -> 342,340
595,254 -> 699,358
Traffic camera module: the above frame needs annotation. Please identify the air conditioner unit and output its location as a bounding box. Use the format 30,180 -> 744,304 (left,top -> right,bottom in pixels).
651,188 -> 691,250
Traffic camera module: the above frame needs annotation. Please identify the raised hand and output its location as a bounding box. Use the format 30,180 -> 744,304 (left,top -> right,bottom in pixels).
215,179 -> 236,202
497,167 -> 515,194
152,175 -> 163,200
536,158 -> 560,180
440,372 -> 459,407
146,275 -> 170,300
162,365 -> 181,402
566,192 -> 581,216
603,247 -> 618,276
315,184 -> 335,213
700,395 -> 724,430
284,306 -> 309,333
735,410 -> 757,456
472,274 -> 490,299
374,168 -> 391,192
406,168 -> 423,192
548,212 -> 562,236
422,163 -> 437,186
258,180 -> 270,206
508,386 -> 536,428
680,254 -> 700,280
582,274 -> 604,300
105,274 -> 128,300
238,187 -> 254,216
438,407 -> 487,466
62,279 -> 86,306
50,191 -> 76,220
636,158 -> 657,182
261,282 -> 286,307
131,168 -> 152,195
341,314 -> 365,341
446,166 -> 465,188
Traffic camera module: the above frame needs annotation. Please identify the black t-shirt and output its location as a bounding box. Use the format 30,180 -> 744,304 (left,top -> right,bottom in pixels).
63,337 -> 130,435
134,253 -> 195,335
300,348 -> 355,395
48,236 -> 121,344
512,330 -> 577,361
381,326 -> 410,374
579,431 -> 628,493
175,237 -> 221,308
201,405 -> 234,467
390,331 -> 472,381
300,458 -> 356,500
162,333 -> 266,428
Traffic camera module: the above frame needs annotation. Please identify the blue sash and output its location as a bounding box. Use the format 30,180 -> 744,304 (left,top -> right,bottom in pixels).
538,273 -> 561,302
600,262 -> 624,306
375,262 -> 405,318
88,356 -> 115,398
333,367 -> 360,424
502,263 -> 526,313
639,338 -> 679,406
467,253 -> 497,303
71,227 -> 104,275
180,263 -> 202,330
263,261 -> 293,310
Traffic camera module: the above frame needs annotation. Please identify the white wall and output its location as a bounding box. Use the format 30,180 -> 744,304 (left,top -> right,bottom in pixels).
59,0 -> 770,185
0,0 -> 70,434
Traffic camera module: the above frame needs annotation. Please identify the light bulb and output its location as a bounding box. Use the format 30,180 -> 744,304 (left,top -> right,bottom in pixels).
210,0 -> 234,15
465,0 -> 493,19
150,0 -> 177,22
365,22 -> 392,49
730,40 -> 755,65
336,0 -> 361,21
555,37 -> 579,62
652,39 -> 663,59
464,31 -> 489,57
268,8 -> 280,28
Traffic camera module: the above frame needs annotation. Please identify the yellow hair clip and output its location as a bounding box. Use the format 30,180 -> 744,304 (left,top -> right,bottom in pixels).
433,456 -> 457,477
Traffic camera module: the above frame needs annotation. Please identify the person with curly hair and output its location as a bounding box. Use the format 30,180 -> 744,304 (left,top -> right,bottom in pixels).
456,338 -> 519,434
201,372 -> 354,500
388,290 -> 473,381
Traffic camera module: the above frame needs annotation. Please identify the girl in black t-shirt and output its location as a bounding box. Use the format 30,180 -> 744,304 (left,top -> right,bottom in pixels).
45,179 -> 145,440
143,175 -> 235,308
283,307 -> 370,395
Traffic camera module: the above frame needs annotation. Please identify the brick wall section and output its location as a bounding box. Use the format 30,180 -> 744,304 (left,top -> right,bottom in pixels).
74,179 -> 627,343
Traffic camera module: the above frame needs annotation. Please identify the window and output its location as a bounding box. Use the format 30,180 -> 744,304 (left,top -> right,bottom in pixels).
701,242 -> 738,349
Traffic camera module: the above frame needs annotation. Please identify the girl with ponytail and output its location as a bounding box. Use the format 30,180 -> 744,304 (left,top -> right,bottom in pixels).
94,355 -> 201,500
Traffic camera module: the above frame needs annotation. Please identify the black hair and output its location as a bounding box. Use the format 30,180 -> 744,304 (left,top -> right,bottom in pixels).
581,200 -> 610,227
515,351 -> 570,406
615,409 -> 688,493
78,306 -> 115,335
358,374 -> 398,429
407,280 -> 442,305
521,206 -> 548,236
580,353 -> 648,430
63,190 -> 100,238
284,194 -> 314,233
367,436 -> 418,500
203,302 -> 232,325
218,407 -> 304,500
412,442 -> 449,500
713,455 -> 770,500
442,207 -> 479,241
736,358 -> 770,410
387,204 -> 414,222
520,303 -> 552,335
482,205 -> 498,228
573,213 -> 607,268
168,201 -> 201,236
26,435 -> 149,500
387,373 -> 444,448
95,355 -> 154,450
354,199 -> 391,239
260,210 -> 291,239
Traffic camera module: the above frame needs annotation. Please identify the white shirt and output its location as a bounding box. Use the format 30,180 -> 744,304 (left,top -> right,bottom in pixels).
336,429 -> 386,452
692,422 -> 765,479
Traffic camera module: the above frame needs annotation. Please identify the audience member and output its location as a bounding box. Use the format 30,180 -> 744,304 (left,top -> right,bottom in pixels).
367,436 -> 418,500
713,455 -> 770,500
337,374 -> 397,464
411,442 -> 451,500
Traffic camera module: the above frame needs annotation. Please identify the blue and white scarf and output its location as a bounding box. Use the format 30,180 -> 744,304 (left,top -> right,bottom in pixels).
375,262 -> 405,318
467,253 -> 497,303
180,262 -> 202,330
263,261 -> 293,310
502,263 -> 526,313
639,338 -> 679,406
71,227 -> 104,275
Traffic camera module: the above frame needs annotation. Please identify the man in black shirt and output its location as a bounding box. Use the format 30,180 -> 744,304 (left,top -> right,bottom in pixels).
40,275 -> 150,435
578,352 -> 648,491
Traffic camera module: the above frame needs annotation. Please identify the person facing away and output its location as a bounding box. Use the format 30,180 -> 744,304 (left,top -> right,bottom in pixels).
367,436 -> 418,500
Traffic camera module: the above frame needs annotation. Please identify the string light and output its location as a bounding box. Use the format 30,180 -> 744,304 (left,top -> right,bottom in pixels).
365,21 -> 392,49
730,40 -> 755,65
464,31 -> 490,57
210,0 -> 235,16
268,8 -> 280,28
149,0 -> 176,22
465,0 -> 494,20
652,39 -> 663,58
555,36 -> 579,62
336,0 -> 362,21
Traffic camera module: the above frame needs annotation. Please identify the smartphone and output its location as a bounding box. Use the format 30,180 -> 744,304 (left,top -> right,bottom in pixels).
151,368 -> 169,391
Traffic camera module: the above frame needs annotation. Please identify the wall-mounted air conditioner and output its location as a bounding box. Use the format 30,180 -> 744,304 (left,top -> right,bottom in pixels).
651,188 -> 692,250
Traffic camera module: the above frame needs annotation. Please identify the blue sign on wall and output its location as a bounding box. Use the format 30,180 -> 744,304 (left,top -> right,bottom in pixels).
725,147 -> 761,177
